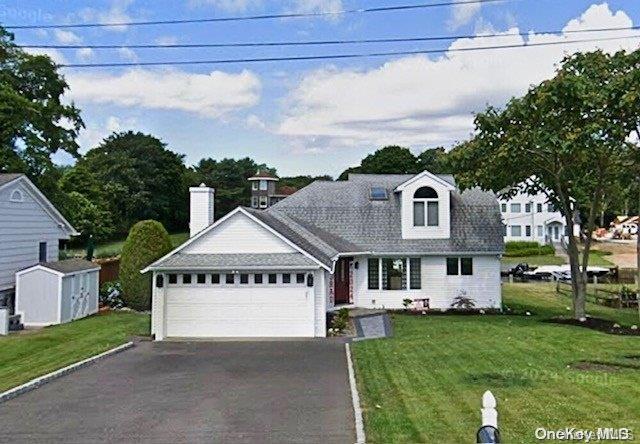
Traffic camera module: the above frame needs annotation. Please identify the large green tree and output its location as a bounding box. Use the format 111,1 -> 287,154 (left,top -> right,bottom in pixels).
452,49 -> 639,319
0,27 -> 83,200
75,131 -> 189,235
191,157 -> 271,218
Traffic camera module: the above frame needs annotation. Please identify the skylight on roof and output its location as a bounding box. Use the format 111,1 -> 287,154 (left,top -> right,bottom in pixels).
370,187 -> 388,200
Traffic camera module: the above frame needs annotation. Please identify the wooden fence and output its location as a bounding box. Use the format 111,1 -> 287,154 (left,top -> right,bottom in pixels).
94,257 -> 120,287
555,280 -> 638,308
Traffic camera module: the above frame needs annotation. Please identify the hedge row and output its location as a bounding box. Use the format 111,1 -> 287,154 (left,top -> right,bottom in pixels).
504,241 -> 555,257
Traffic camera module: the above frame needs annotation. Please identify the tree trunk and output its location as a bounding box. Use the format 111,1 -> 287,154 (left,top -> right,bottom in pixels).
565,215 -> 586,319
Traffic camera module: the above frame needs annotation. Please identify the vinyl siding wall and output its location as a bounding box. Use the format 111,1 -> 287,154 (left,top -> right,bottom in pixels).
0,182 -> 68,291
15,268 -> 59,325
353,255 -> 501,310
182,212 -> 296,254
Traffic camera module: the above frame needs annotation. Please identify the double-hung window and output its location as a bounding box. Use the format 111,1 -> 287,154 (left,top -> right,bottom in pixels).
446,258 -> 473,276
413,187 -> 439,227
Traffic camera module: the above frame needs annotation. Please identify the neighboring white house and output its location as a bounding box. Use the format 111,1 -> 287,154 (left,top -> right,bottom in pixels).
0,174 -> 78,303
143,171 -> 504,340
499,187 -> 579,245
611,215 -> 638,236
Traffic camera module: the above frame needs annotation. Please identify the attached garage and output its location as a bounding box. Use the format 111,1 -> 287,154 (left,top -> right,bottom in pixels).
144,208 -> 332,340
164,282 -> 315,338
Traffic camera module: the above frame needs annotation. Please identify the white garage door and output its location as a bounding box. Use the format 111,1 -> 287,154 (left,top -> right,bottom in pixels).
165,286 -> 316,337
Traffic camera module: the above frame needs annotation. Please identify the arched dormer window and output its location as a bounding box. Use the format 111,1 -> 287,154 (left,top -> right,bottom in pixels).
413,186 -> 439,227
10,189 -> 24,203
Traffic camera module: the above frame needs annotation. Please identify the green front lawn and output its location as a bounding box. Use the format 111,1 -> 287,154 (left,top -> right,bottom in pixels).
66,232 -> 189,258
0,311 -> 149,392
351,283 -> 640,443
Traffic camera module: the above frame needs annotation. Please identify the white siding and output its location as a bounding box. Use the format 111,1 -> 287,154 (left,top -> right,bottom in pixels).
313,269 -> 327,337
400,177 -> 451,239
0,182 -> 67,291
182,212 -> 296,254
499,189 -> 567,244
353,255 -> 501,310
15,268 -> 60,325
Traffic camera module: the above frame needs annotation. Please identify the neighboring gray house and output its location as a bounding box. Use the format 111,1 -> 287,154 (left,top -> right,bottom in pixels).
0,174 -> 78,301
144,170 -> 504,340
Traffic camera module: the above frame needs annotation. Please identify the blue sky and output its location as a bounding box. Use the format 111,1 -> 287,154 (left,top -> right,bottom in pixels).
6,0 -> 640,177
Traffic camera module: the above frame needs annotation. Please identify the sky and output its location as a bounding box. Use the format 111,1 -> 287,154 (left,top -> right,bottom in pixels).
4,0 -> 640,177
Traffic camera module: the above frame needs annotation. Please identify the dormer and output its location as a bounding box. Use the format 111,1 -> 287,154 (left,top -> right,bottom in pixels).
395,171 -> 455,239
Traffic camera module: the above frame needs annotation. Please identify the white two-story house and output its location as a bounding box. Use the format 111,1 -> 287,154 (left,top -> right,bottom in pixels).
499,187 -> 580,244
144,171 -> 504,340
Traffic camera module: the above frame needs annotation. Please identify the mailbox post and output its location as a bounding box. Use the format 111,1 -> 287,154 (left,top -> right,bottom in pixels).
477,391 -> 501,443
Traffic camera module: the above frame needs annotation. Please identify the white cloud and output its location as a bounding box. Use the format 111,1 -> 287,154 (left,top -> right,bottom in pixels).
25,48 -> 67,65
155,35 -> 179,45
117,47 -> 138,61
448,0 -> 482,30
54,29 -> 82,44
78,0 -> 133,32
246,114 -> 267,130
189,0 -> 262,12
76,48 -> 95,62
289,0 -> 342,14
77,116 -> 138,151
277,3 -> 640,152
66,69 -> 261,119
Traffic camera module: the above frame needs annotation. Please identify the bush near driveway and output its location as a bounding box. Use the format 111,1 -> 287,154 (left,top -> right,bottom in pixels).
120,220 -> 173,311
0,312 -> 149,392
351,283 -> 640,443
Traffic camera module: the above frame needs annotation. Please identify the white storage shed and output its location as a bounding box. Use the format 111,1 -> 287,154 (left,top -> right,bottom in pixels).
16,259 -> 100,327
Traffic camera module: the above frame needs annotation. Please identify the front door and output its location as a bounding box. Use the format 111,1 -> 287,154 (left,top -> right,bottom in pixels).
334,258 -> 352,305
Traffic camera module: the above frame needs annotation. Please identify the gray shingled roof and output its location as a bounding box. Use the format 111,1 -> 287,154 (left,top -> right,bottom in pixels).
152,253 -> 318,269
267,174 -> 504,255
38,259 -> 100,274
0,173 -> 23,187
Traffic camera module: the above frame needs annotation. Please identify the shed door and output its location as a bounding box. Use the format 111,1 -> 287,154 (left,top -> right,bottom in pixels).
165,286 -> 315,338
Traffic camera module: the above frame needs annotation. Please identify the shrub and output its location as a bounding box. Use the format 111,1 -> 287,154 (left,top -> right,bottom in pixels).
450,291 -> 476,310
100,281 -> 124,309
505,241 -> 555,257
329,308 -> 350,334
120,220 -> 173,311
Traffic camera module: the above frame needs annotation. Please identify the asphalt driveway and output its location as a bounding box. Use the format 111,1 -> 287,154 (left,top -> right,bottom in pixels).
0,340 -> 355,443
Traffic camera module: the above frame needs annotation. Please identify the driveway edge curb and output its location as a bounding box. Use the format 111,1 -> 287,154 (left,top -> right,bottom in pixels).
345,343 -> 366,444
0,341 -> 134,403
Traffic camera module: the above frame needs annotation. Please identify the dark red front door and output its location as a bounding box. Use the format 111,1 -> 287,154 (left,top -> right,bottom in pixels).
334,258 -> 352,304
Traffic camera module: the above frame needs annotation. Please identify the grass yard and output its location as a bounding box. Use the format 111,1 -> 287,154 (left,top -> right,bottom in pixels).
0,311 -> 149,392
66,232 -> 189,258
351,283 -> 640,443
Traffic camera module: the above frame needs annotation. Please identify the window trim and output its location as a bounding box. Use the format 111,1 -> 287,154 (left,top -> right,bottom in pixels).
510,203 -> 521,213
268,273 -> 277,284
168,274 -> 177,284
38,242 -> 47,262
225,273 -> 235,284
196,273 -> 206,284
413,187 -> 439,227
182,274 -> 192,284
296,273 -> 305,284
510,225 -> 522,237
212,273 -> 220,284
259,195 -> 268,208
500,203 -> 507,212
282,273 -> 291,284
240,273 -> 249,284
254,273 -> 263,284
259,180 -> 268,191
10,189 -> 24,203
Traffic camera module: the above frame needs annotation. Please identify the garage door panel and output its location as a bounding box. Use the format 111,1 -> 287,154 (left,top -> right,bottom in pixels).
164,286 -> 315,337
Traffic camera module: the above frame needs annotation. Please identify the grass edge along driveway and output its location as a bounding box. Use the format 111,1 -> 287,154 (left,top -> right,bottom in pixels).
351,283 -> 640,443
0,311 -> 149,392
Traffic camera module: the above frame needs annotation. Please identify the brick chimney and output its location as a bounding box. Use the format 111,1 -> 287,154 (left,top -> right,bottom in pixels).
189,183 -> 215,237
